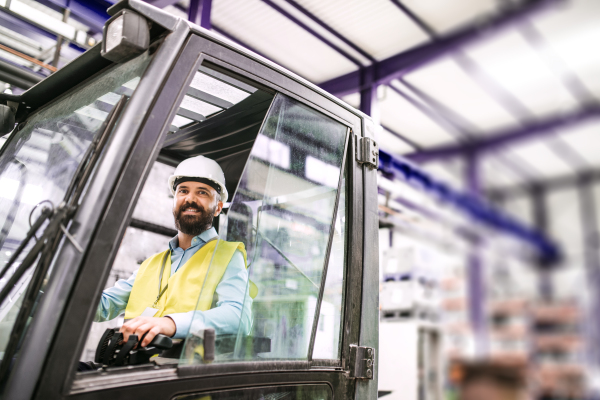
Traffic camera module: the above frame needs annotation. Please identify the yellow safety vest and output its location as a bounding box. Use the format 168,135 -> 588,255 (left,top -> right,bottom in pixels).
124,239 -> 247,319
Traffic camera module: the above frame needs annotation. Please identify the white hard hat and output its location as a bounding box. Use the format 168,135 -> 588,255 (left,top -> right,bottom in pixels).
168,155 -> 228,203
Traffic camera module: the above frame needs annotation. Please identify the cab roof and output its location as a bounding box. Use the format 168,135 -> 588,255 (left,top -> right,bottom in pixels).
0,0 -> 370,126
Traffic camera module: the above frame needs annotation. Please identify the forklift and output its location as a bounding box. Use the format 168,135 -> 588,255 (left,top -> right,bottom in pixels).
0,1 -> 379,398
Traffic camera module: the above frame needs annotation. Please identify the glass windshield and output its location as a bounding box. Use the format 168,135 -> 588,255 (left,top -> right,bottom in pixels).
180,93 -> 349,365
0,51 -> 153,361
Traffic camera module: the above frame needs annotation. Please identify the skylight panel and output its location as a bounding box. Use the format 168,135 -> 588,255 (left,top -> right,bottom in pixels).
190,71 -> 252,105
168,66 -> 259,133
97,92 -> 122,106
171,115 -> 194,128
179,95 -> 222,121
75,105 -> 108,121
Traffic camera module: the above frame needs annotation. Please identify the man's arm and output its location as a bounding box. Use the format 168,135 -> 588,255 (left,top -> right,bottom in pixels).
94,269 -> 138,322
120,249 -> 252,346
167,249 -> 252,338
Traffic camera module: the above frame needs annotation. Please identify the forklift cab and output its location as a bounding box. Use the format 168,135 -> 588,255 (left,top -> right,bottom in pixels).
0,1 -> 379,398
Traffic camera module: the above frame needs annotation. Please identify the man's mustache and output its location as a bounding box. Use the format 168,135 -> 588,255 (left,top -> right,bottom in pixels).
176,202 -> 206,216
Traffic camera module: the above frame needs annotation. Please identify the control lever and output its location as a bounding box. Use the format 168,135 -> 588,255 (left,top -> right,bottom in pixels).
94,328 -> 173,367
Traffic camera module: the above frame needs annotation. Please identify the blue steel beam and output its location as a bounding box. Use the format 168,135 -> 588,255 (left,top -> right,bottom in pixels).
392,79 -> 539,180
396,75 -> 543,181
405,104 -> 600,163
465,150 -> 487,355
392,0 -> 590,176
319,0 -> 561,97
388,1 -> 545,181
188,0 -> 211,29
359,67 -> 376,116
450,51 -> 592,172
379,148 -> 561,263
488,169 -> 600,199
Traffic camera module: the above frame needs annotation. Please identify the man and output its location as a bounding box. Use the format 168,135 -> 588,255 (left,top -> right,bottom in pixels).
95,155 -> 252,348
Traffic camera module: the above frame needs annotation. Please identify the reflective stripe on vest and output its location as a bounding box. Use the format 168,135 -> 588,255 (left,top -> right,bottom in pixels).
124,239 -> 247,320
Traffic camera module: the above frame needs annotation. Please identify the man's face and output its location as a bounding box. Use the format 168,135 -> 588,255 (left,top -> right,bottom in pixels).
173,181 -> 223,236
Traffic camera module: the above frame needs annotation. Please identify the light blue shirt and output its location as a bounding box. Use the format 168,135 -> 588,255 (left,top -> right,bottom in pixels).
95,227 -> 252,339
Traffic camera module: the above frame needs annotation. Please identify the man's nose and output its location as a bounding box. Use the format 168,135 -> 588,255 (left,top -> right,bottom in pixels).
183,192 -> 198,204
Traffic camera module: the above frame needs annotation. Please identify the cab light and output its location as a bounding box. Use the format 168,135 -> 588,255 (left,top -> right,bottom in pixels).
101,10 -> 150,63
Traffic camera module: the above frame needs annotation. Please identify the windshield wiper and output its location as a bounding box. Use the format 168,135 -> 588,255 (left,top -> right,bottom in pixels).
0,95 -> 128,381
0,204 -> 53,289
63,95 -> 128,208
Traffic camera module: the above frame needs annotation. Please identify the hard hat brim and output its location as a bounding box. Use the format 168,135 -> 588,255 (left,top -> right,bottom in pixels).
168,175 -> 228,203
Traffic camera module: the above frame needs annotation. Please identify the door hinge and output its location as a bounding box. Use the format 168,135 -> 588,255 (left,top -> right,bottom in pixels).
356,136 -> 379,169
349,345 -> 375,379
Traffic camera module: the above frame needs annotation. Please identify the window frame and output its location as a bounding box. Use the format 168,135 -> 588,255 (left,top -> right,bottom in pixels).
16,27 -> 367,400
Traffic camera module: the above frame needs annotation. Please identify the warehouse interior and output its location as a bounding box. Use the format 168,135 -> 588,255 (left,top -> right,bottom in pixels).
0,0 -> 598,399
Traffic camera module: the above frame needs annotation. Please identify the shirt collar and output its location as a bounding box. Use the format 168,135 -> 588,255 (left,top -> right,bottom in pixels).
169,227 -> 219,251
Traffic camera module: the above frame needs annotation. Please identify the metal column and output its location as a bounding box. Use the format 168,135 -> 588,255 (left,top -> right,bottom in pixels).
52,6 -> 71,68
465,151 -> 487,356
188,0 -> 212,29
578,174 -> 600,367
359,67 -> 379,124
531,185 -> 553,300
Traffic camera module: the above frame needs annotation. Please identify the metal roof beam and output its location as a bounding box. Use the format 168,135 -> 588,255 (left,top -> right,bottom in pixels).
380,123 -> 422,151
35,0 -> 112,34
405,104 -> 600,163
389,0 -> 437,37
488,169 -> 600,198
279,0 -> 375,63
0,57 -> 44,88
260,0 -> 363,67
319,0 -> 561,97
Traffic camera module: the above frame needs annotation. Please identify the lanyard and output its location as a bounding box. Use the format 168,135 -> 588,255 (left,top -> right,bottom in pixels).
153,251 -> 170,308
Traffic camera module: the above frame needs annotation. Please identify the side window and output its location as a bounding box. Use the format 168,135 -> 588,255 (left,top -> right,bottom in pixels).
180,94 -> 349,364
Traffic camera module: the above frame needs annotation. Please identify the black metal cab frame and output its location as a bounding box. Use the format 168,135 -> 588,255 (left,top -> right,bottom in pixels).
0,1 -> 379,399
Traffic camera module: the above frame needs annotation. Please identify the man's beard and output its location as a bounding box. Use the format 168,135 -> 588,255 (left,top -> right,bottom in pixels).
173,201 -> 216,236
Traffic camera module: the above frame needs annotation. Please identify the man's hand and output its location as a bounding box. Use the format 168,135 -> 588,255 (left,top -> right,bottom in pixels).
119,316 -> 176,347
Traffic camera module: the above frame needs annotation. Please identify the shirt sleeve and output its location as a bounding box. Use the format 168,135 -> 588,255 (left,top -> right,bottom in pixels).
94,269 -> 138,322
167,249 -> 253,339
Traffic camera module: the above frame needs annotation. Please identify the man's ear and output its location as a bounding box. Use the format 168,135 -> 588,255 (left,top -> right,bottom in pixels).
214,201 -> 224,216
